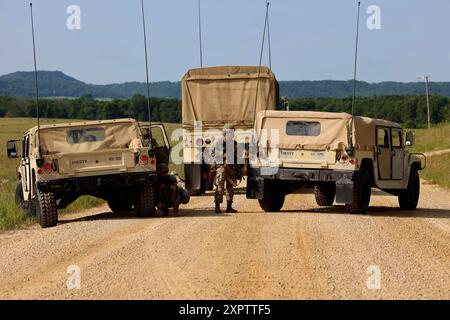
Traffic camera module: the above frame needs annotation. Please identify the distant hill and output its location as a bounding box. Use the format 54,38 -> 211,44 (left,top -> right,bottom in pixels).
1,70 -> 450,99
0,71 -> 182,99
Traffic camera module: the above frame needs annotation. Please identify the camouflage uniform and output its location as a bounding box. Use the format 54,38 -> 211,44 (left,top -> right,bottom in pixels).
213,124 -> 242,213
214,164 -> 238,203
155,163 -> 181,216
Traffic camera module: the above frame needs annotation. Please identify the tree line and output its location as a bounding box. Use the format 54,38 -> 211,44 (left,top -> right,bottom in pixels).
0,94 -> 449,128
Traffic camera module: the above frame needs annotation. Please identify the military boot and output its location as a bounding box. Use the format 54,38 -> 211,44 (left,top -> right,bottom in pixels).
215,202 -> 222,214
226,201 -> 238,213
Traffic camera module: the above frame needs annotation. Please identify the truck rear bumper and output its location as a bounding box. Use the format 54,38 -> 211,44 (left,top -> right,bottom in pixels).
37,172 -> 156,195
247,167 -> 355,204
250,167 -> 354,182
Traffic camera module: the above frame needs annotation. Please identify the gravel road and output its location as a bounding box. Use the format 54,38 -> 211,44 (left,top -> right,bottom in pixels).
0,180 -> 449,299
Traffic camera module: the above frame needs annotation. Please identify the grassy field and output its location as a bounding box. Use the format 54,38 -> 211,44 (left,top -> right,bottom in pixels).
412,122 -> 450,153
0,118 -> 180,231
421,153 -> 450,190
410,123 -> 450,190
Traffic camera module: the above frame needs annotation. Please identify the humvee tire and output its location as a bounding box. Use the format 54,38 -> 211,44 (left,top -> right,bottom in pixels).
345,169 -> 371,215
258,180 -> 285,212
15,180 -> 36,216
314,184 -> 336,207
36,188 -> 58,228
135,184 -> 155,217
398,167 -> 420,210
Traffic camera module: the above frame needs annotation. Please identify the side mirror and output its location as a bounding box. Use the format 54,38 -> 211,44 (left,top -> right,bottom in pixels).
405,131 -> 415,147
7,140 -> 21,159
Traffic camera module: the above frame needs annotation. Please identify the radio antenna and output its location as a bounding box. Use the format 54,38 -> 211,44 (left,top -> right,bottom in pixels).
140,0 -> 153,147
350,1 -> 361,150
252,0 -> 270,124
266,0 -> 272,70
29,3 -> 41,152
198,0 -> 203,68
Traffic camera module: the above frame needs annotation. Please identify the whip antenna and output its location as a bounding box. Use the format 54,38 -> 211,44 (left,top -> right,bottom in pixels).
198,0 -> 203,68
266,0 -> 272,70
252,0 -> 270,124
29,3 -> 41,152
140,0 -> 153,147
350,1 -> 361,150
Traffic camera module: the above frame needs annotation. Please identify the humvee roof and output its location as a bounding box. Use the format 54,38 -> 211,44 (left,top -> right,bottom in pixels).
27,118 -> 142,155
182,66 -> 278,128
255,110 -> 402,151
27,118 -> 139,136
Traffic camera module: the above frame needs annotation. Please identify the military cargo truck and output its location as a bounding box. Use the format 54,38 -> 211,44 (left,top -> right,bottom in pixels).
182,65 -> 279,195
247,110 -> 426,214
7,118 -> 158,228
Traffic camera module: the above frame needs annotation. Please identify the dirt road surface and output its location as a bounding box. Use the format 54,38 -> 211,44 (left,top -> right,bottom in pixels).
0,180 -> 449,300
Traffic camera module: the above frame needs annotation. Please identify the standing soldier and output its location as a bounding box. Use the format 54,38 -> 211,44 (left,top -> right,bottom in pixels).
213,124 -> 242,214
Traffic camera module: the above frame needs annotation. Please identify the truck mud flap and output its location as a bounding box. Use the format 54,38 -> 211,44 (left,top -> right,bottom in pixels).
246,168 -> 263,200
184,163 -> 201,193
335,174 -> 354,204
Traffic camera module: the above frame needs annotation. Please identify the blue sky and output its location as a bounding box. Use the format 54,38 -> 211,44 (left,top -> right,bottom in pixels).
0,0 -> 449,84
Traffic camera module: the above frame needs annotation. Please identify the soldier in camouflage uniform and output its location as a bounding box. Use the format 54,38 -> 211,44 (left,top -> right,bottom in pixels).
155,163 -> 181,216
213,124 -> 242,214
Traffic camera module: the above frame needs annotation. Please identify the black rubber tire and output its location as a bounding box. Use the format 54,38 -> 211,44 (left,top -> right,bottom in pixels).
36,188 -> 58,228
135,184 -> 155,217
398,167 -> 420,210
15,180 -> 36,216
314,184 -> 336,206
107,198 -> 133,213
258,180 -> 285,212
345,169 -> 372,215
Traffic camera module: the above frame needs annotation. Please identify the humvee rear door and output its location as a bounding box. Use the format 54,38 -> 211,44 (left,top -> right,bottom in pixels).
145,124 -> 171,166
376,127 -> 391,180
391,128 -> 404,180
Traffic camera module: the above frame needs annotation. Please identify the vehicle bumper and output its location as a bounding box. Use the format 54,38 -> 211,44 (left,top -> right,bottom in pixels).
249,167 -> 354,182
37,172 -> 157,195
246,167 -> 355,204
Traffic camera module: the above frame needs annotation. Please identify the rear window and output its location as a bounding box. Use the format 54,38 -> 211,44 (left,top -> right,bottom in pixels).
66,127 -> 106,144
286,121 -> 321,136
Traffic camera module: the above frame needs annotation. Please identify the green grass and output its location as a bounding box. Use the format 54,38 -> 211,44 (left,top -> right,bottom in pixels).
407,123 -> 450,189
0,118 -> 181,231
421,153 -> 450,189
411,122 -> 450,153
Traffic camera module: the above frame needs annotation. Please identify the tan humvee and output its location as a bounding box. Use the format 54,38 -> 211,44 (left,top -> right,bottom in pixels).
247,110 -> 426,214
182,65 -> 279,195
7,118 -> 158,228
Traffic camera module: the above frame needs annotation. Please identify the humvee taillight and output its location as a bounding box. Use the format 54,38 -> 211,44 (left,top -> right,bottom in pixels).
43,163 -> 53,174
140,155 -> 149,166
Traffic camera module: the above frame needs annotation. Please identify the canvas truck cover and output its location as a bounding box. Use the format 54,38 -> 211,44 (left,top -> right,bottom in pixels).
182,66 -> 278,129
29,119 -> 143,156
255,110 -> 402,151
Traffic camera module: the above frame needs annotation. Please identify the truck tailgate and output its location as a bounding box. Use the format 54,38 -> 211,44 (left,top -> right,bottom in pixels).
57,150 -> 136,174
279,149 -> 336,168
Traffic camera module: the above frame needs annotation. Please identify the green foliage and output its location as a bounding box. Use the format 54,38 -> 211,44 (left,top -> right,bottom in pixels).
0,95 -> 181,124
288,95 -> 450,128
0,94 -> 449,128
